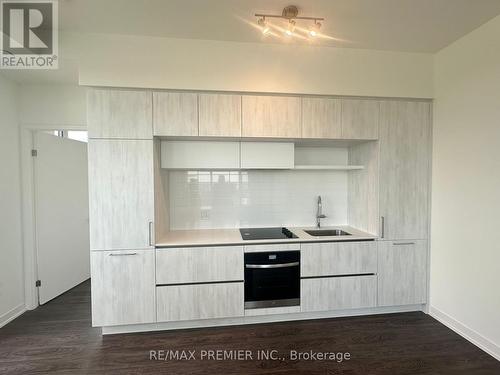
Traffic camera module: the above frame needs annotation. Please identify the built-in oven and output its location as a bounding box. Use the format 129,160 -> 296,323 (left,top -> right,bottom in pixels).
244,251 -> 300,309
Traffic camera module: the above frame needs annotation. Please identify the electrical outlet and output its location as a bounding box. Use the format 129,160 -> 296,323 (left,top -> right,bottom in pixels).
200,208 -> 211,220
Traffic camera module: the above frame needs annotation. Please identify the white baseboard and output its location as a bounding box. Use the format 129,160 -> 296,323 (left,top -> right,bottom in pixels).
430,306 -> 500,361
0,304 -> 26,328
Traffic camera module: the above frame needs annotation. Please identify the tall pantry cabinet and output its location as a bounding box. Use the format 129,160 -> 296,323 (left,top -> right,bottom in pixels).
87,89 -> 156,326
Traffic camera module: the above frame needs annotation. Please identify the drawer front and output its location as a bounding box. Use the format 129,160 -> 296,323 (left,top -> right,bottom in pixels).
156,246 -> 243,284
301,241 -> 377,277
157,282 -> 244,322
91,249 -> 156,327
301,275 -> 377,312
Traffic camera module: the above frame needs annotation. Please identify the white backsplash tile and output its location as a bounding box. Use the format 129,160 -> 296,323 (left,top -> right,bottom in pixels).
169,170 -> 348,230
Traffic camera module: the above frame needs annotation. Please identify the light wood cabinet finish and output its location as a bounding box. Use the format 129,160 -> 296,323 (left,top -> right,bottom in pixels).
379,101 -> 431,240
341,99 -> 380,140
199,94 -> 241,137
156,282 -> 244,322
88,139 -> 154,250
242,95 -> 301,138
156,246 -> 244,284
301,241 -> 377,277
91,249 -> 155,326
153,92 -> 198,136
377,240 -> 427,306
301,97 -> 342,139
161,140 -> 240,169
301,275 -> 377,312
87,89 -> 153,139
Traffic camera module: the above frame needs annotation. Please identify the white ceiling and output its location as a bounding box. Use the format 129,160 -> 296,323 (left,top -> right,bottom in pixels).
58,0 -> 500,53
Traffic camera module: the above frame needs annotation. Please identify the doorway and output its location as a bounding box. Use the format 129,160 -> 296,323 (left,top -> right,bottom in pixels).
32,130 -> 90,305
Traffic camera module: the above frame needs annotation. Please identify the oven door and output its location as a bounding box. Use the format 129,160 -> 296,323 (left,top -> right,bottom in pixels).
244,251 -> 300,309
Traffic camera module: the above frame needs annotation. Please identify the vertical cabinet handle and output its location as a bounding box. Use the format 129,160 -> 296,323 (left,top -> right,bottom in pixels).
381,216 -> 385,239
148,221 -> 154,247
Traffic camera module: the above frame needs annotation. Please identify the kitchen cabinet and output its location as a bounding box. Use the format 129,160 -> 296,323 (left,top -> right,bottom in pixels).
240,142 -> 294,169
88,139 -> 154,250
301,241 -> 377,277
379,101 -> 431,240
341,99 -> 379,140
199,94 -> 241,137
242,95 -> 301,138
160,140 -> 240,169
156,282 -> 244,322
153,92 -> 198,136
87,89 -> 153,139
377,240 -> 427,306
91,249 -> 156,326
301,97 -> 342,139
301,275 -> 377,312
156,246 -> 244,284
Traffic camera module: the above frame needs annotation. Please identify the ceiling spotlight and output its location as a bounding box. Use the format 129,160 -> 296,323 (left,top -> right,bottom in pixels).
258,17 -> 270,35
285,20 -> 296,36
309,20 -> 321,37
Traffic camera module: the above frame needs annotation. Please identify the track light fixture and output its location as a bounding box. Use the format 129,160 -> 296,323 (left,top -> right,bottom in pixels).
255,5 -> 324,38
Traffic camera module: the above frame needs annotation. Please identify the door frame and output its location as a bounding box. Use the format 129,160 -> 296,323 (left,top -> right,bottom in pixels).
20,123 -> 87,310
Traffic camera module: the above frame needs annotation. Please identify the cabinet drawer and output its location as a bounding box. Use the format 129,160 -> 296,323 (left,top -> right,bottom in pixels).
156,246 -> 244,284
301,241 -> 377,277
91,249 -> 156,326
301,275 -> 376,312
157,282 -> 244,322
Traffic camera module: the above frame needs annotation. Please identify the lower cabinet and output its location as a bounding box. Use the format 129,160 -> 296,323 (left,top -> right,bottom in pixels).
91,249 -> 156,326
156,282 -> 244,322
301,275 -> 377,312
377,240 -> 428,306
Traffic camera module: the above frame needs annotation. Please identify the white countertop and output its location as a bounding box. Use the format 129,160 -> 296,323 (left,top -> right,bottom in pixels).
155,226 -> 378,248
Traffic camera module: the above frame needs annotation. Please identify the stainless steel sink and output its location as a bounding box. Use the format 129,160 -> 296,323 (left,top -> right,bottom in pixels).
304,229 -> 351,237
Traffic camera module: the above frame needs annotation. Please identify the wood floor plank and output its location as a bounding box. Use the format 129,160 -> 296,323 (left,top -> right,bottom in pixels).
0,280 -> 498,374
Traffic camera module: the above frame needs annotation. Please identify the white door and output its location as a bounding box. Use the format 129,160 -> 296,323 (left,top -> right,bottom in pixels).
34,132 -> 90,304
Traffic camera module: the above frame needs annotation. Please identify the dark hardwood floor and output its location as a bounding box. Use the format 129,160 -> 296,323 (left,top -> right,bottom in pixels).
0,280 -> 498,375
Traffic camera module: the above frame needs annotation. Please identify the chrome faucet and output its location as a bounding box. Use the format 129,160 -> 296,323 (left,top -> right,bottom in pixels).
316,195 -> 327,228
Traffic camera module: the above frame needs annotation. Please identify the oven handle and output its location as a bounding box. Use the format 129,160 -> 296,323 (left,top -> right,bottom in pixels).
245,262 -> 300,269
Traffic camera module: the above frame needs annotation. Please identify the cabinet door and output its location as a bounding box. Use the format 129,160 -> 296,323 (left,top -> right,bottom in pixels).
341,99 -> 379,140
379,101 -> 431,240
88,139 -> 154,250
156,282 -> 244,322
91,249 -> 155,326
156,246 -> 244,284
302,97 -> 342,139
160,141 -> 240,169
153,92 -> 198,136
301,241 -> 377,277
199,94 -> 241,137
242,95 -> 301,138
240,142 -> 294,169
377,240 -> 427,306
87,89 -> 153,139
301,275 -> 376,312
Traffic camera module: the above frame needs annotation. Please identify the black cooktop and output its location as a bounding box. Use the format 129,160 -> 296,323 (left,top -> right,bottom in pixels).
239,227 -> 298,240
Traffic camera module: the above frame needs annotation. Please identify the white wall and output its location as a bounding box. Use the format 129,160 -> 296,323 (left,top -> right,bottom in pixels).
17,84 -> 87,127
0,74 -> 25,326
63,32 -> 433,98
431,14 -> 500,359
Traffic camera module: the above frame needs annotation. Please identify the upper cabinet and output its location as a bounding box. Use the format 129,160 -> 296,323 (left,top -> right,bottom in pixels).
242,95 -> 301,138
153,92 -> 198,136
87,89 -> 153,139
302,97 -> 342,139
341,99 -> 380,140
379,101 -> 431,240
199,94 -> 242,137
